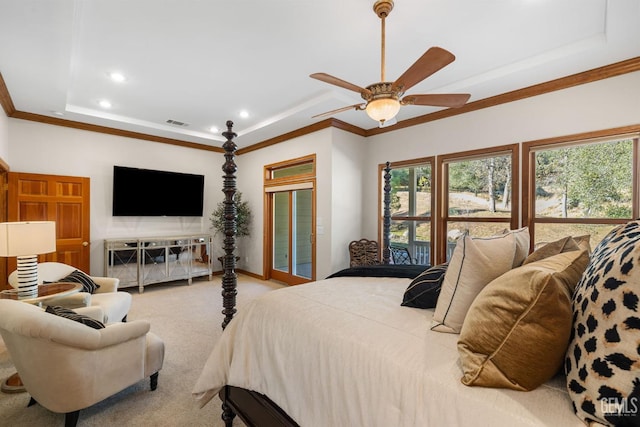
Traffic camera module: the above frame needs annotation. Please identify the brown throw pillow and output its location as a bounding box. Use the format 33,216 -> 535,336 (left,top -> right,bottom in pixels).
457,249 -> 589,391
523,236 -> 580,265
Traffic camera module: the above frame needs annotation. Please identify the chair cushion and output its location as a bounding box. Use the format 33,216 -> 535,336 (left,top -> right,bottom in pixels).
565,221 -> 640,425
58,270 -> 100,294
45,305 -> 105,329
91,292 -> 132,323
401,263 -> 448,309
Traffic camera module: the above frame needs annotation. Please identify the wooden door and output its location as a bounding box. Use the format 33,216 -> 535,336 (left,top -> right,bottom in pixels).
8,172 -> 91,274
0,162 -> 8,289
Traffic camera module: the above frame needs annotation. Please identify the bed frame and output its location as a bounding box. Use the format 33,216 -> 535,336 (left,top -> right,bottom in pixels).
217,121 -> 393,427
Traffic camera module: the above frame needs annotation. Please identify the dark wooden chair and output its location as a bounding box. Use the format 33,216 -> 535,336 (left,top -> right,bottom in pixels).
390,246 -> 413,264
348,239 -> 381,267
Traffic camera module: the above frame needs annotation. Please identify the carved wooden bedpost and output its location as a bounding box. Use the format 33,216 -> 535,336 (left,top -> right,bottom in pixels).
221,120 -> 238,330
382,161 -> 391,264
220,121 -> 238,427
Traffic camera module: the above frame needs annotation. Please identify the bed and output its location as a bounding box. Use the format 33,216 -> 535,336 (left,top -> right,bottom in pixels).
193,121 -> 584,427
194,275 -> 584,426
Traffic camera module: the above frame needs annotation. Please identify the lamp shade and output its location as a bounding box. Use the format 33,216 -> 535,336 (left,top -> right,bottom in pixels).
0,221 -> 56,256
365,98 -> 401,123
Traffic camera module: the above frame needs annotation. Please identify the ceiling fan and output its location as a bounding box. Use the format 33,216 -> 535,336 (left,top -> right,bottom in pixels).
310,0 -> 470,126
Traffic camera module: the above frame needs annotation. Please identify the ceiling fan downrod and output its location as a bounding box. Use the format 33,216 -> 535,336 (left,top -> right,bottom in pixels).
374,0 -> 394,82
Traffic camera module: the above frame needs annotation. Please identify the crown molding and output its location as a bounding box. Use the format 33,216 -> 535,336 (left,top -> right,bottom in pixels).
365,56 -> 640,137
1,56 -> 639,155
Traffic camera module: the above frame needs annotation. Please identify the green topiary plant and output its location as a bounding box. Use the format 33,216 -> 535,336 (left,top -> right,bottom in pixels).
210,192 -> 252,237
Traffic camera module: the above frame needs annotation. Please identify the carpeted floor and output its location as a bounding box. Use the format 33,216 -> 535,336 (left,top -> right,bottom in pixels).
0,274 -> 286,426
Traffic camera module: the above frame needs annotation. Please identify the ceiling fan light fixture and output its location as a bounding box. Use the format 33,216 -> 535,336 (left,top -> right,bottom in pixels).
365,97 -> 400,123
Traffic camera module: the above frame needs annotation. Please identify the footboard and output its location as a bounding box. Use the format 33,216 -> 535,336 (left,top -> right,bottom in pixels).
220,386 -> 299,427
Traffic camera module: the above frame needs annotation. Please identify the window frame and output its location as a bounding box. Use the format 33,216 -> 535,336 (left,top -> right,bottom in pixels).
378,157 -> 435,265
522,125 -> 640,251
436,144 -> 520,264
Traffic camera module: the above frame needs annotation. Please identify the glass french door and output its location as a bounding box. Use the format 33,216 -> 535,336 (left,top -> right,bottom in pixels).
270,189 -> 314,285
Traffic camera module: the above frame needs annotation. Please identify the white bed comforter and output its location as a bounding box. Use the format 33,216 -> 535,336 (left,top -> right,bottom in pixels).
193,277 -> 584,427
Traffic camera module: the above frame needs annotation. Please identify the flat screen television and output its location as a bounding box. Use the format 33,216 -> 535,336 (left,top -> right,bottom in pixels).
112,166 -> 205,216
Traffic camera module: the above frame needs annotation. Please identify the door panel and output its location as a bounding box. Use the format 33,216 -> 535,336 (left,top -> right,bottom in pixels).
8,172 -> 91,274
292,189 -> 312,279
269,189 -> 314,285
273,192 -> 289,273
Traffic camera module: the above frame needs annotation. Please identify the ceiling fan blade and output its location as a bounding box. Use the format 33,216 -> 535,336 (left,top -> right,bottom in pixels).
391,47 -> 456,93
401,93 -> 471,108
310,73 -> 372,96
312,103 -> 365,119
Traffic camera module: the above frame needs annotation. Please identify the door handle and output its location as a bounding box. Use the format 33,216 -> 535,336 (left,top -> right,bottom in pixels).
82,241 -> 89,247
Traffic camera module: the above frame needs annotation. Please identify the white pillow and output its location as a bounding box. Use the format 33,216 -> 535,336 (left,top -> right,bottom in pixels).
431,228 -> 529,333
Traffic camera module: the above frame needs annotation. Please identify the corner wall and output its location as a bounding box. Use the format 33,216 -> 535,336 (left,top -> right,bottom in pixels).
236,127 -> 366,279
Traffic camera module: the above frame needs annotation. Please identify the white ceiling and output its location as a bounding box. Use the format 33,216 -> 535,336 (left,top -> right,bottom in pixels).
1,0 -> 639,149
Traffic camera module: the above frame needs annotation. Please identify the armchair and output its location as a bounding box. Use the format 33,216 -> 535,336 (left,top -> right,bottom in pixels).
8,262 -> 131,323
0,299 -> 164,427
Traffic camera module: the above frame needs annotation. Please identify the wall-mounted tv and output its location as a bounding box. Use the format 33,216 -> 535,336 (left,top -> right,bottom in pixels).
112,166 -> 205,216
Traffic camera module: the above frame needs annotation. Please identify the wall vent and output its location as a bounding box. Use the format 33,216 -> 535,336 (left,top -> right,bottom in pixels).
166,119 -> 189,127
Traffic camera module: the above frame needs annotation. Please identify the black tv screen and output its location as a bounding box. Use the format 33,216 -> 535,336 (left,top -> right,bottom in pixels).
112,166 -> 205,216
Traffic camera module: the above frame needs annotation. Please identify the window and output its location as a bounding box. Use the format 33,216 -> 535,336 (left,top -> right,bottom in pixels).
437,144 -> 519,263
523,129 -> 639,249
380,158 -> 434,265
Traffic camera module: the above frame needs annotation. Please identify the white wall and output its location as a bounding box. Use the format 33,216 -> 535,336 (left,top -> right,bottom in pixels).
362,71 -> 640,238
7,119 -> 222,275
329,127 -> 366,275
236,128 -> 338,278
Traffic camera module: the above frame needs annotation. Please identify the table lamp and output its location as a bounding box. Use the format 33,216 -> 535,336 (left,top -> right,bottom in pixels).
0,221 -> 56,299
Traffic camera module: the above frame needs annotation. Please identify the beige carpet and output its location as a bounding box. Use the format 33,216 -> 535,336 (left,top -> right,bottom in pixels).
0,274 -> 286,426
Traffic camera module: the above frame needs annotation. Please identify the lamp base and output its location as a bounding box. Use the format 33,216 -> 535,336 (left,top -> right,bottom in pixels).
15,255 -> 39,300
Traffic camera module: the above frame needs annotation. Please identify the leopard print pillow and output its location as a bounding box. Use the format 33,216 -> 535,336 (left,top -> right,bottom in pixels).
565,221 -> 640,426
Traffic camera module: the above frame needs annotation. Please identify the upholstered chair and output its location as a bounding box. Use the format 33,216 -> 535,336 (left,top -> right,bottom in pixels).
0,299 -> 164,427
8,262 -> 131,323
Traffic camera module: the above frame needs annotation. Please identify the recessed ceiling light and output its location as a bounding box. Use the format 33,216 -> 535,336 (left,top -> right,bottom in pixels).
108,72 -> 126,83
99,100 -> 112,109
209,126 -> 220,133
239,110 -> 249,119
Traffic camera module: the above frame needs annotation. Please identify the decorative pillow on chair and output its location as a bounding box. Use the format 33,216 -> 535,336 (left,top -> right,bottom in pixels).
431,228 -> 529,333
45,305 -> 105,329
458,249 -> 589,391
58,269 -> 100,294
565,221 -> 640,426
401,263 -> 448,309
